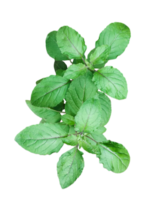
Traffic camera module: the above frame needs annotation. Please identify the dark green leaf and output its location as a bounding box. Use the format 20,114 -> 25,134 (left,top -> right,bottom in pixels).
53,100 -> 65,112
54,61 -> 67,71
61,114 -> 75,125
56,69 -> 66,77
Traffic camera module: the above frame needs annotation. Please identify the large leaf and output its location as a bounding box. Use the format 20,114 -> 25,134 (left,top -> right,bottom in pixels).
65,70 -> 97,116
31,75 -> 70,107
88,45 -> 111,68
95,22 -> 131,60
97,141 -> 130,173
57,147 -> 84,189
26,100 -> 61,123
92,66 -> 128,100
15,123 -> 69,155
56,26 -> 87,59
64,63 -> 87,80
46,31 -> 68,60
75,98 -> 101,133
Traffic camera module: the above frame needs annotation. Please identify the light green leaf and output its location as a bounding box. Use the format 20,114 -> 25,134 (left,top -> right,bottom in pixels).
46,31 -> 68,60
97,141 -> 130,173
64,63 -> 87,80
95,22 -> 131,60
26,100 -> 61,123
94,92 -> 111,126
75,98 -> 101,133
57,147 -> 84,189
92,66 -> 128,100
61,114 -> 75,125
65,70 -> 97,116
56,26 -> 87,59
31,75 -> 70,107
88,45 -> 111,68
80,127 -> 107,154
62,126 -> 78,146
15,123 -> 69,155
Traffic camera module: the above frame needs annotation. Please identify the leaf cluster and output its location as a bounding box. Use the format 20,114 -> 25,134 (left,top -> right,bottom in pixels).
15,22 -> 131,189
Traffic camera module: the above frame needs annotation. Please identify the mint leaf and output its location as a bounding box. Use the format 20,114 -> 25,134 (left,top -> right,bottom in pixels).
89,126 -> 107,142
75,98 -> 101,133
56,26 -> 87,59
36,78 -> 45,85
57,147 -> 84,189
95,22 -> 131,60
79,137 -> 99,154
88,45 -> 111,68
97,141 -> 130,173
92,66 -> 128,100
64,63 -> 87,80
61,114 -> 75,125
15,123 -> 68,155
46,31 -> 68,60
53,100 -> 65,112
31,75 -> 69,107
65,70 -> 97,116
26,100 -> 61,123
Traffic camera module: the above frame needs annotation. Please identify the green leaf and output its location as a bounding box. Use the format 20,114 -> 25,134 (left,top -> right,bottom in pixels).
54,61 -> 67,71
57,147 -> 84,189
56,69 -> 66,77
56,26 -> 87,59
62,126 -> 78,146
92,66 -> 128,100
36,78 -> 45,85
46,31 -> 68,60
97,141 -> 130,173
65,70 -> 97,116
95,22 -> 131,60
88,45 -> 111,68
94,92 -> 111,126
61,114 -> 75,125
64,63 -> 87,80
26,100 -> 61,123
31,75 -> 70,107
80,127 -> 107,154
73,57 -> 85,65
15,123 -> 69,155
75,98 -> 101,133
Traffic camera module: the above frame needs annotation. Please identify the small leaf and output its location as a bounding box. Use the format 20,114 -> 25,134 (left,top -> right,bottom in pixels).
64,63 -> 87,80
79,137 -> 99,154
53,60 -> 68,73
89,126 -> 107,142
62,126 -> 78,146
87,45 -> 111,69
53,100 -> 65,112
56,69 -> 66,77
36,78 -> 45,85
